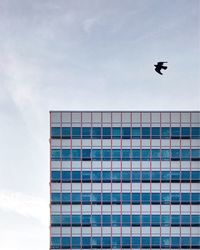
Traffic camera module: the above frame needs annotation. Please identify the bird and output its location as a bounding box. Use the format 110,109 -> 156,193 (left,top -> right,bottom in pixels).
154,62 -> 168,75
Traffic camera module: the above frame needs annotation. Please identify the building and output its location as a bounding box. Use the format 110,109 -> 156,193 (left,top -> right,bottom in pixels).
50,111 -> 200,249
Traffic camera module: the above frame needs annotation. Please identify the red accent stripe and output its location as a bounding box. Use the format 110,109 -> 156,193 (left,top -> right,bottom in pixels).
150,112 -> 152,250
179,112 -> 182,250
60,112 -> 63,247
50,112 -> 52,250
130,112 -> 133,250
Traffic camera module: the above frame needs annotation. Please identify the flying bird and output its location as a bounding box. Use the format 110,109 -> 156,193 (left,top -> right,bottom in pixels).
154,62 -> 168,75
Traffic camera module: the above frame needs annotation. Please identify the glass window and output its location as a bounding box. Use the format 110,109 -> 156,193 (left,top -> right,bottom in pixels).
192,149 -> 200,160
62,149 -> 70,160
92,193 -> 101,204
192,215 -> 200,226
181,215 -> 190,226
72,237 -> 80,247
112,171 -> 120,182
102,237 -> 111,247
142,237 -> 150,247
72,215 -> 80,225
142,193 -> 150,204
102,171 -> 111,182
171,127 -> 180,139
132,171 -> 140,182
92,215 -> 101,226
51,237 -> 60,247
182,149 -> 190,160
192,193 -> 200,204
181,237 -> 189,247
142,171 -> 150,182
51,215 -> 60,225
112,215 -> 121,226
171,171 -> 180,182
162,193 -> 170,204
82,237 -> 91,247
62,171 -> 71,182
112,237 -> 120,247
142,149 -> 150,160
82,193 -> 91,204
161,149 -> 170,160
132,215 -> 140,226
112,127 -> 121,139
62,127 -> 71,139
161,215 -> 170,226
122,149 -> 130,160
82,149 -> 91,160
102,149 -> 111,160
122,193 -> 130,204
72,127 -> 81,138
132,127 -> 140,138
62,215 -> 70,225
181,193 -> 190,204
132,149 -> 140,160
82,215 -> 91,226
152,127 -> 160,139
171,149 -> 180,160
82,171 -> 91,182
102,127 -> 111,139
122,127 -> 130,139
72,149 -> 80,160
142,127 -> 150,139
92,237 -> 101,247
162,171 -> 170,182
142,215 -> 150,226
112,149 -> 121,160
122,171 -> 130,181
51,193 -> 60,203
132,193 -> 140,204
82,127 -> 91,139
92,127 -> 101,139
62,193 -> 70,203
181,127 -> 190,139
92,171 -> 101,182
132,237 -> 140,247
192,127 -> 200,139
51,127 -> 60,138
152,237 -> 160,247
72,171 -> 80,181
181,171 -> 190,182
51,171 -> 60,182
152,215 -> 160,226
51,149 -> 60,160
172,215 -> 180,226
192,237 -> 200,247
161,127 -> 170,139
112,193 -> 121,204
122,237 -> 130,246
122,215 -> 130,226
161,237 -> 170,247
171,193 -> 180,204
102,215 -> 110,226
92,149 -> 101,160
192,171 -> 200,182
152,171 -> 160,182
171,237 -> 180,247
103,193 -> 111,203
152,193 -> 160,204
72,193 -> 80,203
152,149 -> 160,160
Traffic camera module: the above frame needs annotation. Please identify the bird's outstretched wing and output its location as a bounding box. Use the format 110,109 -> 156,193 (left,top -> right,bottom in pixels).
157,61 -> 167,66
155,67 -> 162,75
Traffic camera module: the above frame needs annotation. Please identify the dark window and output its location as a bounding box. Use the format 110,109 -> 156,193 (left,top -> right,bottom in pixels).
192,127 -> 200,139
102,171 -> 111,182
172,215 -> 180,226
72,215 -> 80,225
192,171 -> 200,182
62,237 -> 70,247
152,193 -> 160,204
122,127 -> 130,139
152,171 -> 160,182
103,193 -> 111,203
82,149 -> 91,161
132,193 -> 140,204
62,171 -> 71,182
181,171 -> 190,182
162,171 -> 170,182
102,149 -> 111,160
72,149 -> 80,160
72,193 -> 80,203
122,171 -> 130,182
171,149 -> 180,160
51,193 -> 60,203
62,215 -> 70,225
112,171 -> 120,182
51,127 -> 60,138
102,127 -> 111,139
152,215 -> 160,226
161,127 -> 170,139
102,215 -> 110,226
152,127 -> 160,139
182,149 -> 190,160
51,171 -> 60,182
82,215 -> 91,226
62,193 -> 70,203
72,127 -> 81,138
82,193 -> 91,204
162,193 -> 170,204
92,127 -> 101,139
192,149 -> 200,160
132,171 -> 140,182
92,171 -> 101,182
132,149 -> 140,160
142,193 -> 150,204
122,193 -> 130,204
161,237 -> 170,247
161,149 -> 170,160
181,127 -> 190,139
51,149 -> 60,160
171,193 -> 180,204
82,127 -> 91,139
161,215 -> 170,226
122,215 -> 130,226
112,215 -> 121,226
142,171 -> 150,182
112,127 -> 121,139
102,237 -> 111,247
112,149 -> 121,160
82,237 -> 91,247
62,149 -> 70,160
62,127 -> 71,139
142,127 -> 150,139
171,171 -> 180,182
51,215 -> 60,225
181,193 -> 190,204
132,215 -> 140,226
132,127 -> 140,139
171,127 -> 180,139
142,215 -> 150,226
142,149 -> 150,160
82,171 -> 91,182
72,171 -> 81,181
92,215 -> 101,226
112,193 -> 121,204
92,149 -> 101,160
152,149 -> 160,160
122,149 -> 130,161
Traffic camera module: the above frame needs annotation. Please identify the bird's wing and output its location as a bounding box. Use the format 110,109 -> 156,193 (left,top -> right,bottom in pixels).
155,68 -> 162,75
157,61 -> 167,66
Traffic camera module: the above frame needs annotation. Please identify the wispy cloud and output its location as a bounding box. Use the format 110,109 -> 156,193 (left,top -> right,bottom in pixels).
0,190 -> 49,226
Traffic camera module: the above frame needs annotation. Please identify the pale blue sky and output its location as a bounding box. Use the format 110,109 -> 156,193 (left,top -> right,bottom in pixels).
0,0 -> 199,249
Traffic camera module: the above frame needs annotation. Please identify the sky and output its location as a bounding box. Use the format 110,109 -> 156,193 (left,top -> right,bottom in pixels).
0,0 -> 199,249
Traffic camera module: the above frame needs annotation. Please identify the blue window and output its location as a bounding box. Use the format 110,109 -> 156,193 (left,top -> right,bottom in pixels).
171,127 -> 180,139
72,215 -> 80,225
192,215 -> 200,226
122,237 -> 130,246
51,193 -> 60,203
132,171 -> 140,182
112,237 -> 120,247
51,149 -> 60,160
132,127 -> 140,138
181,193 -> 190,204
171,193 -> 180,204
162,171 -> 170,182
152,193 -> 160,204
62,149 -> 70,160
181,215 -> 190,226
62,171 -> 70,182
51,171 -> 60,182
92,193 -> 101,204
122,149 -> 130,160
181,237 -> 189,247
171,149 -> 180,160
82,215 -> 91,226
161,237 -> 170,247
161,215 -> 170,226
152,171 -> 160,182
192,127 -> 200,139
192,171 -> 200,182
182,149 -> 190,160
152,237 -> 160,247
112,149 -> 121,160
112,171 -> 120,182
51,237 -> 60,247
102,127 -> 111,139
102,171 -> 111,182
112,193 -> 121,204
82,171 -> 91,182
122,193 -> 130,204
103,193 -> 111,203
92,127 -> 101,139
181,127 -> 190,139
142,237 -> 150,247
62,193 -> 70,203
192,149 -> 200,160
192,193 -> 200,204
192,237 -> 200,247
152,215 -> 160,226
112,215 -> 121,226
122,127 -> 130,139
72,193 -> 80,203
172,215 -> 180,226
92,171 -> 101,182
152,127 -> 160,139
103,237 -> 111,247
142,149 -> 150,160
161,127 -> 170,139
142,171 -> 150,182
82,149 -> 91,160
142,193 -> 150,204
72,237 -> 80,247
102,215 -> 110,226
62,237 -> 70,247
171,171 -> 180,182
92,149 -> 101,160
132,215 -> 140,226
112,127 -> 121,139
161,149 -> 170,160
92,237 -> 101,247
171,237 -> 180,247
72,149 -> 80,160
62,127 -> 70,139
51,127 -> 60,138
162,193 -> 170,204
181,171 -> 190,182
82,193 -> 91,204
102,149 -> 111,160
132,149 -> 140,160
51,215 -> 60,225
142,127 -> 150,139
132,193 -> 140,204
72,127 -> 81,138
132,237 -> 140,248
62,215 -> 70,225
82,127 -> 91,139
72,171 -> 80,181
142,215 -> 150,226
152,149 -> 160,160
122,171 -> 130,181
122,215 -> 130,226
82,237 -> 91,247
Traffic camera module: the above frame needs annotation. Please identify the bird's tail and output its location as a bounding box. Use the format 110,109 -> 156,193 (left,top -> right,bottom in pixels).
162,66 -> 167,70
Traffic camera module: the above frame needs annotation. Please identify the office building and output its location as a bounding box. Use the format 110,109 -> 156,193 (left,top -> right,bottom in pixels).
50,111 -> 200,249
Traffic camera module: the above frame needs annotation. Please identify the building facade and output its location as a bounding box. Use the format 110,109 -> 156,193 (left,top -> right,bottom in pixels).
50,111 -> 200,249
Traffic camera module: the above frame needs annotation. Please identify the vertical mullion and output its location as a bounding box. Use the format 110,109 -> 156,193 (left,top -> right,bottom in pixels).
140,112 -> 142,250
150,112 -> 152,249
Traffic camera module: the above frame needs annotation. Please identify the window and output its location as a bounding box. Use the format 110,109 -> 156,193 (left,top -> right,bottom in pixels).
122,193 -> 130,204
51,127 -> 60,138
181,127 -> 190,139
152,149 -> 160,160
112,171 -> 120,182
112,149 -> 121,160
72,127 -> 81,138
112,193 -> 121,204
51,171 -> 60,182
192,127 -> 200,139
103,193 -> 111,203
82,149 -> 91,161
92,171 -> 101,182
152,193 -> 160,204
132,215 -> 140,226
51,215 -> 60,225
142,215 -> 150,226
72,149 -> 80,160
161,215 -> 170,226
161,237 -> 170,247
192,193 -> 200,204
82,127 -> 91,139
162,193 -> 170,204
82,215 -> 91,226
142,127 -> 150,139
171,193 -> 180,204
142,149 -> 150,160
102,171 -> 111,182
122,127 -> 130,139
72,193 -> 80,204
82,193 -> 90,204
171,171 -> 180,182
161,149 -> 170,160
92,193 -> 101,204
152,171 -> 160,182
142,193 -> 150,204
51,237 -> 60,247
62,149 -> 70,160
62,127 -> 70,139
82,237 -> 91,247
132,149 -> 140,160
171,215 -> 180,226
62,215 -> 70,225
122,171 -> 130,182
192,171 -> 200,182
102,215 -> 110,226
51,193 -> 60,203
102,127 -> 111,139
171,127 -> 180,139
161,127 -> 170,139
51,149 -> 60,160
92,149 -> 101,160
152,237 -> 160,247
72,215 -> 80,225
82,171 -> 91,182
62,193 -> 70,203
182,149 -> 190,160
122,237 -> 130,246
102,149 -> 111,161
181,171 -> 190,182
112,127 -> 121,139
152,215 -> 160,226
142,237 -> 150,247
162,171 -> 170,182
102,237 -> 111,247
92,127 -> 101,139
142,171 -> 150,182
171,149 -> 180,160
132,127 -> 140,138
122,149 -> 130,160
132,171 -> 140,182
181,215 -> 190,226
112,215 -> 121,226
192,149 -> 200,160
132,193 -> 140,204
92,215 -> 101,226
152,127 -> 160,139
122,215 -> 130,226
181,193 -> 190,204
72,171 -> 80,182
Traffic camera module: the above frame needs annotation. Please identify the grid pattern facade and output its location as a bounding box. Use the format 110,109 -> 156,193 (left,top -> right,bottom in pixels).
50,111 -> 200,249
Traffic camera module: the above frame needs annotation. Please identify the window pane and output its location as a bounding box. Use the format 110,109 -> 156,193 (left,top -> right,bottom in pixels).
152,127 -> 160,139
92,171 -> 101,182
142,171 -> 150,182
112,171 -> 120,182
152,149 -> 160,160
132,127 -> 140,138
162,171 -> 170,182
132,171 -> 140,182
192,127 -> 200,139
171,171 -> 180,182
122,127 -> 130,138
112,127 -> 121,138
92,149 -> 101,160
102,127 -> 111,139
161,149 -> 170,160
102,171 -> 111,182
192,149 -> 200,160
122,149 -> 130,160
182,149 -> 190,160
82,149 -> 91,160
122,171 -> 130,181
82,127 -> 91,138
181,127 -> 190,139
161,127 -> 170,139
171,149 -> 180,160
51,127 -> 60,138
62,127 -> 70,138
62,171 -> 71,182
102,149 -> 111,160
72,171 -> 80,181
82,171 -> 91,182
171,127 -> 180,139
52,171 -> 60,182
51,149 -> 60,160
72,149 -> 80,160
142,149 -> 150,160
92,127 -> 101,138
72,127 -> 81,138
152,171 -> 160,182
142,127 -> 150,138
62,149 -> 70,160
132,149 -> 140,160
112,149 -> 121,160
